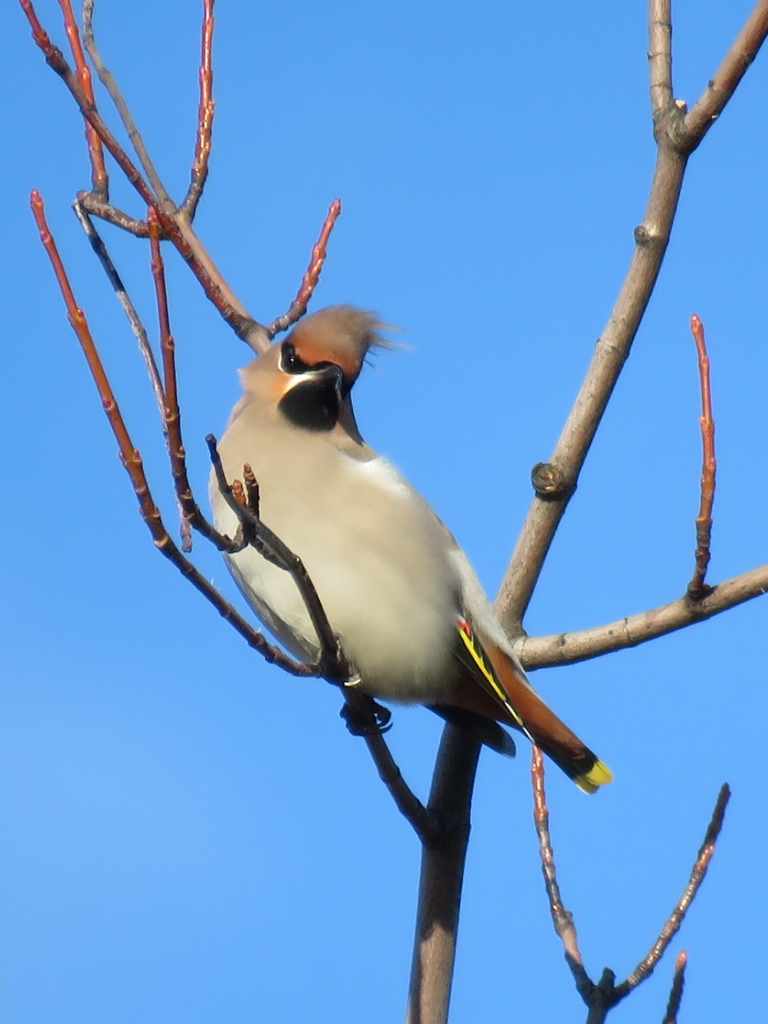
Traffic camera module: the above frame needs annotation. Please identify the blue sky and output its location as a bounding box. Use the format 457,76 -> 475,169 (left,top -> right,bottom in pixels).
2,1 -> 767,1021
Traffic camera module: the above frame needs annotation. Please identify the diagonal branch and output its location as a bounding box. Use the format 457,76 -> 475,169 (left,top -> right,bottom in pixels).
494,0 -> 768,636
515,563 -> 768,670
268,200 -> 343,338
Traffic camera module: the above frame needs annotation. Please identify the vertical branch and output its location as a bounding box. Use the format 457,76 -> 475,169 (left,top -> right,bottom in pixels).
687,314 -> 716,599
531,748 -> 586,969
57,0 -> 108,197
406,728 -> 481,1024
180,0 -> 216,220
662,951 -> 688,1024
649,0 -> 673,117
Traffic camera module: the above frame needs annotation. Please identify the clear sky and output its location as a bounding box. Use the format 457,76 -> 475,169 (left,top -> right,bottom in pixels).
2,1 -> 767,1022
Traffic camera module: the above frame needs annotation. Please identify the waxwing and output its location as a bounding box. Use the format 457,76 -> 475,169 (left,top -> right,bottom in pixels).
211,306 -> 612,793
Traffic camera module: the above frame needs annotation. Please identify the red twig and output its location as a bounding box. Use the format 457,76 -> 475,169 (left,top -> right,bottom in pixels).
56,0 -> 108,198
268,199 -> 342,336
147,210 -> 246,555
181,0 -> 216,220
531,747 -> 585,967
30,190 -> 312,675
687,314 -> 717,599
662,951 -> 688,1024
21,0 -> 261,344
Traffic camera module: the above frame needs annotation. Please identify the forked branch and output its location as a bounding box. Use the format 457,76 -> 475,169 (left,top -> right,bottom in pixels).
532,748 -> 729,1022
495,0 -> 768,637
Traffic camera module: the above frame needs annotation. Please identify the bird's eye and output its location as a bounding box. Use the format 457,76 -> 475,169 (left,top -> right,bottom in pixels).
281,341 -> 309,374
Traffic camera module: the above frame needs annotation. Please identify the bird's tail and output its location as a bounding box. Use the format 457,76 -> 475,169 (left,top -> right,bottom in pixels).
451,620 -> 613,793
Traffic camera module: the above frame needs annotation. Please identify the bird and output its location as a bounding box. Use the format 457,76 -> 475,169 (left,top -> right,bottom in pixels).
210,305 -> 612,793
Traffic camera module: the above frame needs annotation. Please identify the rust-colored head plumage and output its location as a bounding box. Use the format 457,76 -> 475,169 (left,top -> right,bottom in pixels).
288,306 -> 389,385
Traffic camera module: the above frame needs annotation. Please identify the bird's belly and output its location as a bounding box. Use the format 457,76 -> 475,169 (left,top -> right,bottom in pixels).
212,454 -> 459,703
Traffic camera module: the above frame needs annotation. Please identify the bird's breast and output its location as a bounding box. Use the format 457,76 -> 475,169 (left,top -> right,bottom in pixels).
211,419 -> 460,702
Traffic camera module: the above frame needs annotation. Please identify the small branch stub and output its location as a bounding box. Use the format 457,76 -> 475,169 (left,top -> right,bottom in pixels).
531,462 -> 570,500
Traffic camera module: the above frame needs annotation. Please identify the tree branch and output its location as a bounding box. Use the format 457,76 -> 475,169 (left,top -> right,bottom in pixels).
515,563 -> 768,670
662,951 -> 688,1024
406,728 -> 481,1024
687,314 -> 716,599
494,0 -> 768,636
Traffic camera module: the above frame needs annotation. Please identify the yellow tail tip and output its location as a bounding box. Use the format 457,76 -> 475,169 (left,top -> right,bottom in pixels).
574,760 -> 614,795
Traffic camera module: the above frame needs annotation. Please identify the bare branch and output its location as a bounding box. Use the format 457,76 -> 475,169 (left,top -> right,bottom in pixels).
516,564 -> 768,670
662,951 -> 688,1024
31,190 -> 312,675
649,0 -> 673,117
268,200 -> 343,337
684,1 -> 768,141
72,201 -> 166,427
21,0 -> 270,352
180,0 -> 216,221
687,314 -> 716,599
530,765 -> 729,1022
77,192 -> 149,235
407,728 -> 481,1024
82,0 -> 173,208
57,0 -> 108,197
495,0 -> 768,635
532,747 -> 585,968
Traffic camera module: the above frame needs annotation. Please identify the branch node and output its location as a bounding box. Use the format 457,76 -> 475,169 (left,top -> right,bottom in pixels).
531,462 -> 570,501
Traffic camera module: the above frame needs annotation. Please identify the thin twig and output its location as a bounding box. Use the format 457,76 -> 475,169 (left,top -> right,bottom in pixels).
662,951 -> 688,1024
57,0 -> 108,197
515,562 -> 768,669
687,314 -> 716,599
82,0 -> 174,209
21,0 -> 270,352
180,0 -> 216,221
77,192 -> 149,235
72,201 -> 166,428
530,775 -> 728,1022
31,190 -> 312,676
268,200 -> 343,337
615,784 -> 730,997
495,0 -> 768,636
531,748 -> 586,969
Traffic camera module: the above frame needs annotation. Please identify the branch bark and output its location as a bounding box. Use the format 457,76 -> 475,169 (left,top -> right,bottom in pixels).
494,0 -> 768,637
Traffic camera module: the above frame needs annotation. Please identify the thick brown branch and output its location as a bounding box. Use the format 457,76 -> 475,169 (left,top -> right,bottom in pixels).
406,728 -> 481,1024
268,200 -> 343,337
180,0 -> 216,221
649,0 -> 673,116
683,0 -> 768,141
495,0 -> 768,635
687,314 -> 716,599
515,564 -> 768,670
